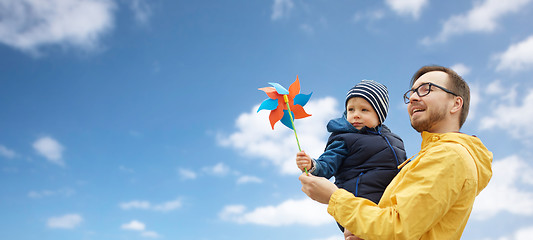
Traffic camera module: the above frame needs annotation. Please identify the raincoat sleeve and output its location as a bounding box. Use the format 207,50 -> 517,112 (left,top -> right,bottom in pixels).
327,144 -> 474,240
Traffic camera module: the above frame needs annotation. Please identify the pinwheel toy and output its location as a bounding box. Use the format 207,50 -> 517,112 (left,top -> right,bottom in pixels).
257,75 -> 312,173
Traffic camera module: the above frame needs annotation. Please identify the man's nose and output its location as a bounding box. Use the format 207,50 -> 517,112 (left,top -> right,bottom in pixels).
409,92 -> 421,103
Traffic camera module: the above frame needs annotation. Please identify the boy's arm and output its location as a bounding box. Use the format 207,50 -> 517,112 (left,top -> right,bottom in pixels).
312,140 -> 348,178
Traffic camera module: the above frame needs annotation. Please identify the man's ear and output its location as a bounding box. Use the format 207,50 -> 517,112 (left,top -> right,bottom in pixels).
450,96 -> 463,114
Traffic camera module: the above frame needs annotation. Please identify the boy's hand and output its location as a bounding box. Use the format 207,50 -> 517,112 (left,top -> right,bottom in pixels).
344,228 -> 363,240
295,151 -> 312,172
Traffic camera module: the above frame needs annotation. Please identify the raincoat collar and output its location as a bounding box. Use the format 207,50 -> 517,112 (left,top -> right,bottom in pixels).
419,131 -> 493,195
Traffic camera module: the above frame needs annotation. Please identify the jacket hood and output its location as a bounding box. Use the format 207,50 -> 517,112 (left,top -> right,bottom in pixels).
326,115 -> 385,134
327,116 -> 357,133
422,131 -> 493,195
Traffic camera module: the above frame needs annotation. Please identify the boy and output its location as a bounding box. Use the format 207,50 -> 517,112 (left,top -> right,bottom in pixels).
296,80 -> 406,237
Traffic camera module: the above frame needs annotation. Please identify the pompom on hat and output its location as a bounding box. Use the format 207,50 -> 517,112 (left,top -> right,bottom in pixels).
345,80 -> 389,124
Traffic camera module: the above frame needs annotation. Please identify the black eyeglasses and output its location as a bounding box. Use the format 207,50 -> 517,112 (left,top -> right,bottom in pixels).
403,82 -> 458,104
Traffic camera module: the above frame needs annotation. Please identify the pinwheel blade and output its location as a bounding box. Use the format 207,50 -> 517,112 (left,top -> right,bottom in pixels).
288,75 -> 301,99
269,107 -> 284,129
257,98 -> 279,112
280,110 -> 294,130
258,87 -> 281,100
268,82 -> 289,95
294,92 -> 312,107
291,104 -> 311,119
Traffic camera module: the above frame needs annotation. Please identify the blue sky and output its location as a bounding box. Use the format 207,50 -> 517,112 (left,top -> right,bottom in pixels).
1,0 -> 533,239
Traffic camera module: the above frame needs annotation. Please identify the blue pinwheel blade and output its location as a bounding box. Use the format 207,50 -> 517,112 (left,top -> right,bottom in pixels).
257,98 -> 279,112
268,82 -> 289,95
294,92 -> 312,106
280,110 -> 294,130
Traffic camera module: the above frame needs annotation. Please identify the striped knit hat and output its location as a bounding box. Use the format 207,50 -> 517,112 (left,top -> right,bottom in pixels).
345,80 -> 389,124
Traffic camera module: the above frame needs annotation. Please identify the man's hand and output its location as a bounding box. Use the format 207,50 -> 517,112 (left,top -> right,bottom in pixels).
299,173 -> 338,204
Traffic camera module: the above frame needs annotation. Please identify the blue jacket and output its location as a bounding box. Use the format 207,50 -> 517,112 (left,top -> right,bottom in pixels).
311,116 -> 406,204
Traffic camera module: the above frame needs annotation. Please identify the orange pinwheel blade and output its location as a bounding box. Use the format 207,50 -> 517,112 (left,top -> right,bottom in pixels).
291,104 -> 311,119
269,107 -> 284,129
288,75 -> 301,99
258,87 -> 281,100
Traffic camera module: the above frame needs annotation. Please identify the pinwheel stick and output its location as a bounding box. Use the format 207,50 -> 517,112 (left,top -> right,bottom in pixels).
283,95 -> 308,175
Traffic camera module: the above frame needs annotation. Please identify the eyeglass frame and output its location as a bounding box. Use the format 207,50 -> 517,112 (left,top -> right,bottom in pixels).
403,82 -> 459,104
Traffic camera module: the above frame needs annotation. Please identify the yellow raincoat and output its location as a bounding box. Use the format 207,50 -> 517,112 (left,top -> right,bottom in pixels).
327,131 -> 493,240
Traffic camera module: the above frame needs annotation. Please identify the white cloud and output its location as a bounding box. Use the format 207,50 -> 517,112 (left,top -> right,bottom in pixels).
472,155 -> 533,220
119,198 -> 182,212
352,9 -> 385,23
0,0 -> 115,55
121,220 -> 161,238
28,190 -> 54,198
119,165 -> 135,173
212,162 -> 230,175
219,198 -> 333,226
33,137 -> 65,166
152,199 -> 182,212
203,162 -> 231,176
299,24 -> 315,35
494,35 -> 533,72
220,205 -> 246,219
486,225 -> 533,240
0,145 -> 16,159
218,97 -> 338,175
271,0 -> 294,20
120,200 -> 151,210
385,0 -> 428,19
451,63 -> 476,122
479,87 -> 533,138
484,79 -> 517,103
130,0 -> 152,25
236,175 -> 263,184
312,236 -> 343,240
465,82 -> 481,122
28,188 -> 75,198
47,214 -> 83,229
422,0 -> 533,44
180,165 -> 260,184
486,80 -> 504,95
450,63 -> 471,76
515,226 -> 533,240
178,168 -> 197,180
141,231 -> 160,238
121,220 -> 145,231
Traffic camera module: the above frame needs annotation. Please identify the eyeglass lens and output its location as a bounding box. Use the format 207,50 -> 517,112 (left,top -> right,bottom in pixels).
404,83 -> 431,103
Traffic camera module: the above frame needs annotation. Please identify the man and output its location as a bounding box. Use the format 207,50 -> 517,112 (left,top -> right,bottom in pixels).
299,65 -> 493,240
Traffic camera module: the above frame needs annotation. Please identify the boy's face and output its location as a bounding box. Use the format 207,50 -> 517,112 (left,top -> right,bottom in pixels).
346,97 -> 380,130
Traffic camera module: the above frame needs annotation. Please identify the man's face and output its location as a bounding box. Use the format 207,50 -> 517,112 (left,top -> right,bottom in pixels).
407,71 -> 453,133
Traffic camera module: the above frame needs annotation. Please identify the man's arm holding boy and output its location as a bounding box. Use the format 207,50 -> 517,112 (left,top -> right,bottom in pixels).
300,146 -> 467,239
